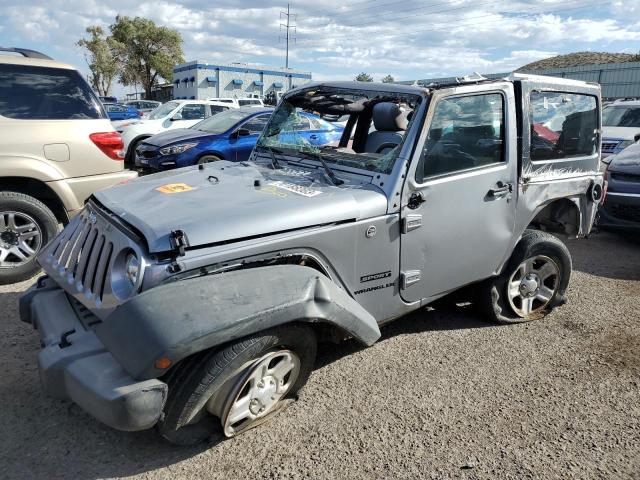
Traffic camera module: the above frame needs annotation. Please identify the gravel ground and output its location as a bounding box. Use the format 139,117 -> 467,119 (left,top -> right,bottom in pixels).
1,230 -> 639,480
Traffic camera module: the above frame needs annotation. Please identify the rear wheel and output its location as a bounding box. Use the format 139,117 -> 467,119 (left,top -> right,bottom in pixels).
0,192 -> 59,285
478,229 -> 572,324
158,324 -> 317,445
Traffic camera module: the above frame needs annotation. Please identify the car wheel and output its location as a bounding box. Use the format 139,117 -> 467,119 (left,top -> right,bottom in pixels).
127,137 -> 147,167
158,324 -> 317,445
196,155 -> 222,165
0,192 -> 59,285
478,229 -> 572,324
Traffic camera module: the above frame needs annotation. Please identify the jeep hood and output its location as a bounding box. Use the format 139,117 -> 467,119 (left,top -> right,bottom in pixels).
93,162 -> 388,253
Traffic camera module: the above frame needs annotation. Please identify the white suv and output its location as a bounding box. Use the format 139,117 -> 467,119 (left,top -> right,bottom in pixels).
207,97 -> 264,108
602,99 -> 640,160
0,47 -> 137,284
117,100 -> 235,163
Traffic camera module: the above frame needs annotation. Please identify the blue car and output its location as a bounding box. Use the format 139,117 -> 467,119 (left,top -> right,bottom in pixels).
104,103 -> 142,121
134,107 -> 344,172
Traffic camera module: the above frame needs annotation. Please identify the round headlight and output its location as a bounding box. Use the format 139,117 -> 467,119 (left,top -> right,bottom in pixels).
125,252 -> 140,286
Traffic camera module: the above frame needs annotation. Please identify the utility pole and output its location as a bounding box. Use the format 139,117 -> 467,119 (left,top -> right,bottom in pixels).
280,4 -> 296,69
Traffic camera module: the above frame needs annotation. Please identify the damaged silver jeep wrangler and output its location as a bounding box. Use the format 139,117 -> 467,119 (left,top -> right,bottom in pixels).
21,74 -> 604,444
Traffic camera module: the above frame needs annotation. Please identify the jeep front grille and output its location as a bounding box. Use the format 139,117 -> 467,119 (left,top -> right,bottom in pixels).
46,208 -> 113,303
38,202 -> 147,318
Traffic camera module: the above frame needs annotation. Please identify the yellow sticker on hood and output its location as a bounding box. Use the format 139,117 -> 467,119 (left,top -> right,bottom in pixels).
155,183 -> 196,194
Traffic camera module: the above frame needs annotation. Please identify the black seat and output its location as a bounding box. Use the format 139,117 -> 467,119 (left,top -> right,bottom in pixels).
364,103 -> 408,154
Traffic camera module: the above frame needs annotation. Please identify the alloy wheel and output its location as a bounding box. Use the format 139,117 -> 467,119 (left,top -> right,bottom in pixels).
0,211 -> 42,268
210,350 -> 301,437
506,255 -> 560,317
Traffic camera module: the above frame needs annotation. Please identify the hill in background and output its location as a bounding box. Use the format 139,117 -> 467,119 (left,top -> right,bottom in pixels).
518,51 -> 640,71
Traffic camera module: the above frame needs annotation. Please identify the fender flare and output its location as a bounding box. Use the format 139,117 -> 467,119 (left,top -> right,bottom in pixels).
96,265 -> 381,380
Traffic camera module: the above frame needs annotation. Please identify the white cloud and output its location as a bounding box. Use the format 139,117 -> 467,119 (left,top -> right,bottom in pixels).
0,0 -> 638,89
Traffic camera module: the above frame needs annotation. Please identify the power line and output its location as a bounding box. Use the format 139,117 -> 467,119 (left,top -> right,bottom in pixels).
280,3 -> 297,69
296,0 -> 614,46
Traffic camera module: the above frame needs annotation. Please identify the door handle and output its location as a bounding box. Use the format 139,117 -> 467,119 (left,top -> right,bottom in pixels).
309,134 -> 318,140
488,182 -> 512,198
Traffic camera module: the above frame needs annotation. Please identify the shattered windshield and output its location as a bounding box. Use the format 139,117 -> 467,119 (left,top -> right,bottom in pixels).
256,86 -> 423,174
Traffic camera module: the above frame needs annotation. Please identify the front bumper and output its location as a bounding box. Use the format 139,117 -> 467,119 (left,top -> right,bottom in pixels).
20,277 -> 167,432
598,192 -> 640,232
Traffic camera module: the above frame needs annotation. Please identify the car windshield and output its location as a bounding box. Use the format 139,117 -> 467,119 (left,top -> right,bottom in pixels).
192,109 -> 251,134
602,106 -> 640,128
147,101 -> 179,120
256,86 -> 423,174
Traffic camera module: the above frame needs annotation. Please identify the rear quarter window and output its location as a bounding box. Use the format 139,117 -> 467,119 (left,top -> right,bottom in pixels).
0,64 -> 105,120
530,91 -> 598,161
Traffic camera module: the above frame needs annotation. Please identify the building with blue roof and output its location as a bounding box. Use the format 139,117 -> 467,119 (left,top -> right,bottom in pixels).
172,60 -> 312,100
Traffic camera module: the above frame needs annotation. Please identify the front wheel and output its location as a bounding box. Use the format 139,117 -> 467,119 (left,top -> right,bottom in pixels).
196,155 -> 222,165
478,230 -> 572,324
158,324 -> 317,445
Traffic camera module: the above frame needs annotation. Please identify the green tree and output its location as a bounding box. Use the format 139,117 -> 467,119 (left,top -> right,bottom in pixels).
76,26 -> 118,96
381,74 -> 395,83
110,16 -> 184,98
355,72 -> 373,82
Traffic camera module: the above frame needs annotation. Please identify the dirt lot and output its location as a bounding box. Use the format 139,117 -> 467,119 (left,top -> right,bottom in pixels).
1,231 -> 639,479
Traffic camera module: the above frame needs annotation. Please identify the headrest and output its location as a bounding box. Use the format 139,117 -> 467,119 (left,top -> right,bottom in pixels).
372,102 -> 408,132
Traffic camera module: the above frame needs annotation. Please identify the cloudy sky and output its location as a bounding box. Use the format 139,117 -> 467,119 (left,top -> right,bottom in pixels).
1,0 -> 639,95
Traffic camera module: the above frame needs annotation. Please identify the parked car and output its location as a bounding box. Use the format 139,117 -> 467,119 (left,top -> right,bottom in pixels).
118,100 -> 234,164
21,75 -> 604,445
99,95 -> 118,104
601,99 -> 640,160
125,100 -> 161,115
104,103 -> 141,122
207,97 -> 264,108
0,47 -> 136,284
134,108 -> 343,172
599,136 -> 640,231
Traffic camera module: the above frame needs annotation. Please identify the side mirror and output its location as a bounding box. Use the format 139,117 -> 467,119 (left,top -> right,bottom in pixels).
232,128 -> 251,138
170,112 -> 183,121
634,132 -> 640,143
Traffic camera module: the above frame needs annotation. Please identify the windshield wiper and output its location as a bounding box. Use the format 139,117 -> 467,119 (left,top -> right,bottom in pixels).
259,145 -> 283,170
301,150 -> 344,186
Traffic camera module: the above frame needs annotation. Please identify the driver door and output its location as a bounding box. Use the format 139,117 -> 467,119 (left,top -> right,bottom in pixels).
400,85 -> 518,303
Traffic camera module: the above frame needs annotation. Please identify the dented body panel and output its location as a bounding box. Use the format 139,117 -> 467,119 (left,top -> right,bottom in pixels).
96,265 -> 380,380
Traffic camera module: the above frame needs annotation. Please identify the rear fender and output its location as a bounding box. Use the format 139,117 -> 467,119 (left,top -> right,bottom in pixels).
96,265 -> 381,380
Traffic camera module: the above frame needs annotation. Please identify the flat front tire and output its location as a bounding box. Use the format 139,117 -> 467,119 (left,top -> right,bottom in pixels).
479,229 -> 572,324
158,324 -> 317,445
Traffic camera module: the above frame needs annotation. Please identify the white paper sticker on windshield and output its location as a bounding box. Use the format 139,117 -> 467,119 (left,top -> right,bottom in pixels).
269,181 -> 321,197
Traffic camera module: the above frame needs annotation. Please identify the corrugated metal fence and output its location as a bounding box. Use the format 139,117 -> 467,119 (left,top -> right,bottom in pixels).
404,62 -> 640,99
525,61 -> 640,99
